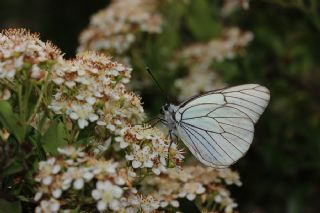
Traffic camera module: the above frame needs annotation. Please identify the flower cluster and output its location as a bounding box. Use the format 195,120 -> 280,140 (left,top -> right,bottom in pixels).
175,27 -> 253,100
222,0 -> 250,16
0,28 -> 244,213
140,165 -> 241,212
35,146 -> 240,213
0,29 -> 61,99
34,146 -> 154,212
118,125 -> 184,175
178,28 -> 253,64
49,52 -> 144,130
78,0 -> 163,54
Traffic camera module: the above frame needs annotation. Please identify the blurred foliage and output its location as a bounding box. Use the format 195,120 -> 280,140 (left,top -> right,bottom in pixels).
134,2 -> 320,212
1,0 -> 320,212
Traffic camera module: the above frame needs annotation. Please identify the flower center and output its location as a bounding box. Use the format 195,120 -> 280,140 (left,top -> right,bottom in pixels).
101,191 -> 114,203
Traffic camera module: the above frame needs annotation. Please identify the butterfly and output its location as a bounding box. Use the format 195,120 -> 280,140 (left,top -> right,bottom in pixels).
161,84 -> 270,168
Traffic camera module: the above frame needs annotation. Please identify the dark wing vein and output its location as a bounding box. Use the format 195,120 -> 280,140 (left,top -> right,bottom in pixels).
221,87 -> 269,101
180,102 -> 220,115
226,95 -> 266,108
179,89 -> 225,108
180,121 -> 222,134
182,115 -> 246,120
178,125 -> 204,159
182,124 -> 230,162
239,91 -> 269,101
214,120 -> 254,132
179,84 -> 269,109
226,103 -> 260,117
205,131 -> 235,161
221,85 -> 269,95
219,132 -> 244,154
185,120 -> 245,156
180,124 -> 220,165
206,106 -> 226,116
222,131 -> 251,145
254,87 -> 270,94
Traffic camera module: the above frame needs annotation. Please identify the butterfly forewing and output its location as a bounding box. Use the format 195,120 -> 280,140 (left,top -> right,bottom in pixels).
174,84 -> 270,167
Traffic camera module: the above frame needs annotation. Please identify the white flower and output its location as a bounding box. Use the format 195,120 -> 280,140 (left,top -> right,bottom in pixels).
83,171 -> 94,181
115,136 -> 129,148
92,180 -> 123,212
91,160 -> 118,175
132,160 -> 142,169
0,88 -> 11,100
78,119 -> 89,129
35,157 -> 62,186
186,193 -> 196,201
67,103 -> 99,129
86,96 -> 96,105
31,64 -> 41,79
52,165 -> 61,174
171,200 -> 179,208
160,199 -> 180,208
73,178 -> 84,190
179,182 -> 206,201
107,124 -> 116,131
225,202 -> 238,213
52,189 -> 62,198
218,168 -> 242,186
97,201 -> 107,211
57,146 -> 85,160
139,195 -> 160,213
42,176 -> 53,186
215,195 -> 222,203
34,192 -> 43,202
62,177 -> 72,190
36,198 -> 60,213
52,77 -> 64,85
115,177 -> 126,185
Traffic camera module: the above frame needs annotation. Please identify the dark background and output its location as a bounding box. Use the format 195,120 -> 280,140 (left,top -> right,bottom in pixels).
1,1 -> 320,213
0,0 -> 108,58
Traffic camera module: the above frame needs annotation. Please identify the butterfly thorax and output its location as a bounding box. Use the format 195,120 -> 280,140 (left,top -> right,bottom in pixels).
162,103 -> 178,131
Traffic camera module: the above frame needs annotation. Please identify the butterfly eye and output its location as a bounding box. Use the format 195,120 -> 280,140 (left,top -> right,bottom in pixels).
160,104 -> 169,114
159,108 -> 164,114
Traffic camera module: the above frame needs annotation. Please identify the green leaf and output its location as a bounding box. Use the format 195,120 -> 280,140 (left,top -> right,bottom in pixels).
186,0 -> 222,40
155,2 -> 185,56
0,101 -> 24,142
41,120 -> 68,154
16,196 -> 29,202
2,161 -> 23,177
0,199 -> 21,213
38,60 -> 55,70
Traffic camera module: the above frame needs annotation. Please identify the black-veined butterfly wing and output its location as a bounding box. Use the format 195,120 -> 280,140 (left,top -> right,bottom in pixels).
174,84 -> 270,167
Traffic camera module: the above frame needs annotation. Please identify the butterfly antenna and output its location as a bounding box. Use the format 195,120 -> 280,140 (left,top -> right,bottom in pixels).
146,67 -> 169,103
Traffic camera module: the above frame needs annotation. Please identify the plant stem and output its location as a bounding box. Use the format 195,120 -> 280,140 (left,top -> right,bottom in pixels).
27,76 -> 49,124
17,84 -> 26,142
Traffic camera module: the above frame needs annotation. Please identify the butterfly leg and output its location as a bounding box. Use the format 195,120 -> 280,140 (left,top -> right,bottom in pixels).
143,117 -> 167,130
168,130 -> 173,152
166,130 -> 174,167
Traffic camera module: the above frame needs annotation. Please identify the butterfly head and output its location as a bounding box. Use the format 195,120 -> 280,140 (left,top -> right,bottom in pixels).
161,103 -> 175,114
161,103 -> 177,129
160,103 -> 168,114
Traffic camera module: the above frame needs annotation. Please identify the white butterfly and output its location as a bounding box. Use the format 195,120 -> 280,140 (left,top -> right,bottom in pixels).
162,84 -> 270,168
